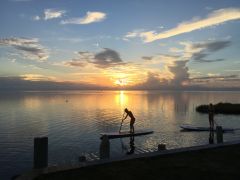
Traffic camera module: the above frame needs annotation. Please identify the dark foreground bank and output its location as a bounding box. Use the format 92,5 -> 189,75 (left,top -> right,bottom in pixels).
27,142 -> 240,180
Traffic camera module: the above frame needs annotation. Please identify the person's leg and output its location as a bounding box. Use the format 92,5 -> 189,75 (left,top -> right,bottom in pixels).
130,121 -> 135,133
130,123 -> 133,133
210,118 -> 213,129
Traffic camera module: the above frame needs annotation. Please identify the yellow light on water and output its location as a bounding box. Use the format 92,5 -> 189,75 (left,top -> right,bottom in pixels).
115,91 -> 128,107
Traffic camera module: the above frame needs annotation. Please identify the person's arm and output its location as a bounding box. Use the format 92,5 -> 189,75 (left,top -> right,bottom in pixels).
123,113 -> 128,120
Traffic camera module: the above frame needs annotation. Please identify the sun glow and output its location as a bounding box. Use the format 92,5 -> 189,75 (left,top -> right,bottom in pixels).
115,79 -> 127,86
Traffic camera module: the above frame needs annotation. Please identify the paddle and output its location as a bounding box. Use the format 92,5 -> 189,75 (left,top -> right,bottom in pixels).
119,112 -> 125,133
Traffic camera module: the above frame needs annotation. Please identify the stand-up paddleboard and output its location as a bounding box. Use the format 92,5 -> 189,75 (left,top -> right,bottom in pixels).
180,124 -> 235,132
100,130 -> 153,139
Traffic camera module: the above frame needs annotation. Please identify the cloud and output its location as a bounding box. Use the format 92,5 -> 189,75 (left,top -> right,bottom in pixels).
64,59 -> 86,67
131,60 -> 240,90
32,9 -> 65,21
0,76 -> 109,90
33,15 -> 40,21
78,51 -> 94,57
191,74 -> 238,81
62,51 -> 93,67
44,9 -> 66,20
132,58 -> 190,89
159,43 -> 167,47
124,29 -> 145,41
125,30 -> 144,38
63,48 -> 125,68
192,40 -> 231,52
92,48 -> 124,68
190,74 -> 240,88
15,45 -> 48,60
1,75 -> 239,91
181,39 -> 231,62
0,37 -> 49,61
143,54 -> 180,65
57,37 -> 83,43
125,32 -> 139,38
205,6 -> 213,11
142,56 -> 153,60
224,69 -> 240,72
20,74 -> 56,81
168,60 -> 189,86
11,0 -> 32,2
126,8 -> 240,42
169,47 -> 183,53
134,38 -> 232,89
61,11 -> 106,25
132,72 -> 168,89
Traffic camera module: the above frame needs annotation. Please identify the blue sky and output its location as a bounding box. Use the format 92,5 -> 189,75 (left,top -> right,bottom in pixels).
0,0 -> 240,90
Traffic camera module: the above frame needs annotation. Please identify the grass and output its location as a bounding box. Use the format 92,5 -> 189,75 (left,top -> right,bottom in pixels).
196,103 -> 240,114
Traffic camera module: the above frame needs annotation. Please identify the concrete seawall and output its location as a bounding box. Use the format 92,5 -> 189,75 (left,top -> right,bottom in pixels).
16,140 -> 240,180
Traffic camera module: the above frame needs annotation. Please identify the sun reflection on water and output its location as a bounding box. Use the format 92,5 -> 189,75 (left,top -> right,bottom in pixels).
115,91 -> 128,108
22,97 -> 42,109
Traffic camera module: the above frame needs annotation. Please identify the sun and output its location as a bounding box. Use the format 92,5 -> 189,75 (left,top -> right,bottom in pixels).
115,79 -> 127,86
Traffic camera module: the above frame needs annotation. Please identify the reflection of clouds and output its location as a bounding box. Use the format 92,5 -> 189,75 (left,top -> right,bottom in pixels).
22,96 -> 41,110
160,95 -> 175,121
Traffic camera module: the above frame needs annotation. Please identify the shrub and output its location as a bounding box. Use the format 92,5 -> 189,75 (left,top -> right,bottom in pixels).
196,103 -> 240,114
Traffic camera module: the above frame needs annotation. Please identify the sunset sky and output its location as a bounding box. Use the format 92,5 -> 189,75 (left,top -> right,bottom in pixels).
0,0 -> 240,90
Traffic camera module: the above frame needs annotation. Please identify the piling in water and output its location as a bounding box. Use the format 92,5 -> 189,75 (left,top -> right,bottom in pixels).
216,126 -> 223,144
100,135 -> 110,159
158,144 -> 166,151
34,137 -> 48,169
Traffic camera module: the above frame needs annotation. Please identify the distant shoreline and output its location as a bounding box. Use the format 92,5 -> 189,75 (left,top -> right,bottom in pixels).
1,89 -> 240,92
196,103 -> 240,115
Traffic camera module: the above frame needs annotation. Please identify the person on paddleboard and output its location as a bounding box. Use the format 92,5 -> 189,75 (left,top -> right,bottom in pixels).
208,103 -> 214,130
123,108 -> 135,133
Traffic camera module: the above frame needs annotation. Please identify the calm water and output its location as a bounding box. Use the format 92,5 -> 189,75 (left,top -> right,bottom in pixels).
0,90 -> 240,179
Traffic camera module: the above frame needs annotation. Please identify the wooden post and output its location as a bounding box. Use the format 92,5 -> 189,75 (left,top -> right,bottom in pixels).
34,137 -> 48,169
216,126 -> 223,143
100,135 -> 110,159
79,156 -> 86,162
158,144 -> 166,151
